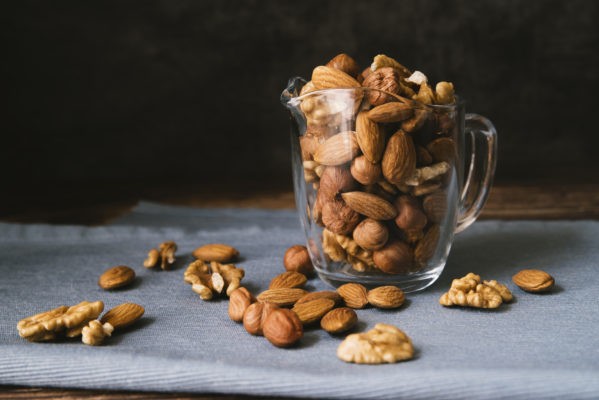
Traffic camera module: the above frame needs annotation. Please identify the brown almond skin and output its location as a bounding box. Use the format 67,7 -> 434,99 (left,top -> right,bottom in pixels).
367,286 -> 405,309
262,309 -> 303,347
283,245 -> 314,277
296,291 -> 342,306
367,102 -> 414,123
292,298 -> 336,325
269,271 -> 308,289
228,287 -> 254,322
243,302 -> 278,336
341,191 -> 397,220
320,307 -> 357,334
256,288 -> 308,307
337,283 -> 369,309
98,266 -> 135,290
382,130 -> 416,185
193,244 -> 239,263
512,269 -> 555,292
373,241 -> 414,274
100,303 -> 145,329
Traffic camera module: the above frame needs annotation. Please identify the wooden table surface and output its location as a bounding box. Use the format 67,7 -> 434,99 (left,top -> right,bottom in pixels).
2,182 -> 598,399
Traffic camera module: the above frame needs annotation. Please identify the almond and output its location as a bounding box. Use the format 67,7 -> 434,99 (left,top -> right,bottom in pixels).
193,244 -> 239,263
257,288 -> 308,307
311,65 -> 360,89
98,266 -> 135,290
341,191 -> 397,220
367,286 -> 405,309
100,303 -> 144,329
512,269 -> 555,293
352,218 -> 389,250
373,241 -> 414,274
414,225 -> 440,266
367,102 -> 414,123
228,287 -> 255,322
337,283 -> 369,309
320,307 -> 357,334
269,271 -> 308,289
356,111 -> 385,163
292,298 -> 336,325
314,131 -> 360,166
350,156 -> 382,185
296,291 -> 342,306
382,130 -> 416,185
326,53 -> 360,77
262,308 -> 303,348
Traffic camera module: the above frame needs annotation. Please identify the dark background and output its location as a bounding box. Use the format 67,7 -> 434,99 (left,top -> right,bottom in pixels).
3,0 -> 599,213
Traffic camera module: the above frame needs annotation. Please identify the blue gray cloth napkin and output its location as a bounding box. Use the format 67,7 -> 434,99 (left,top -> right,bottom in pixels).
1,202 -> 598,399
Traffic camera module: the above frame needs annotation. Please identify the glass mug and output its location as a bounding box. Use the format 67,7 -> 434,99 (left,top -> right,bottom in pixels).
281,77 -> 497,292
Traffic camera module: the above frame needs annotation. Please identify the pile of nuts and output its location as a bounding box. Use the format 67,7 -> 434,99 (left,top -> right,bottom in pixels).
17,301 -> 144,346
297,53 -> 458,274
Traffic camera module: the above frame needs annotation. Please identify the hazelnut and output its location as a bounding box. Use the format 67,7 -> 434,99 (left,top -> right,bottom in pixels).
321,199 -> 361,235
243,302 -> 278,336
228,287 -> 254,322
350,156 -> 382,185
318,166 -> 356,201
262,309 -> 303,347
394,195 -> 427,241
373,241 -> 414,274
283,245 -> 314,276
352,219 -> 389,251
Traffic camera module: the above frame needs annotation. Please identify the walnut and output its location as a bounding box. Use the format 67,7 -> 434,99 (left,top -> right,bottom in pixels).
322,228 -> 347,262
17,301 -> 104,342
439,273 -> 513,309
412,82 -> 435,104
337,323 -> 414,364
362,67 -> 400,106
81,320 -> 114,346
144,241 -> 177,270
183,260 -> 245,300
322,229 -> 375,272
435,81 -> 455,104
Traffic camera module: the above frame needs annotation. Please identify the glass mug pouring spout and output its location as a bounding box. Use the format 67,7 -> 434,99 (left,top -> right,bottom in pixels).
281,78 -> 497,292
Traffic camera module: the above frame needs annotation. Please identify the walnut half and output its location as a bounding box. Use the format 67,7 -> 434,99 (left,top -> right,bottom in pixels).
337,323 -> 414,364
439,273 -> 512,309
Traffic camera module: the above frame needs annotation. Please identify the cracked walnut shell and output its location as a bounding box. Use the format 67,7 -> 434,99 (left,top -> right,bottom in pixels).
337,323 -> 414,364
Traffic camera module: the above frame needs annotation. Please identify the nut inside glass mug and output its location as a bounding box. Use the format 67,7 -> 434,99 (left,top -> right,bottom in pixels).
281,80 -> 496,293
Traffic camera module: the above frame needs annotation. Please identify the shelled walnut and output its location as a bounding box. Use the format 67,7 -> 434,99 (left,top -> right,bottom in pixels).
183,260 -> 245,300
439,273 -> 513,309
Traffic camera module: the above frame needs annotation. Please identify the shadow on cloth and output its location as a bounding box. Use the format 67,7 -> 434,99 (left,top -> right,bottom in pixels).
432,224 -> 583,292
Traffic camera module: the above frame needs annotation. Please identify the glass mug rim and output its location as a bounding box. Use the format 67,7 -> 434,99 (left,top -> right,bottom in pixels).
283,77 -> 465,112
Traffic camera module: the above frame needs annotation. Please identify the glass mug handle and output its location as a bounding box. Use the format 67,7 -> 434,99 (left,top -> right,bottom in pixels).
455,113 -> 498,233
